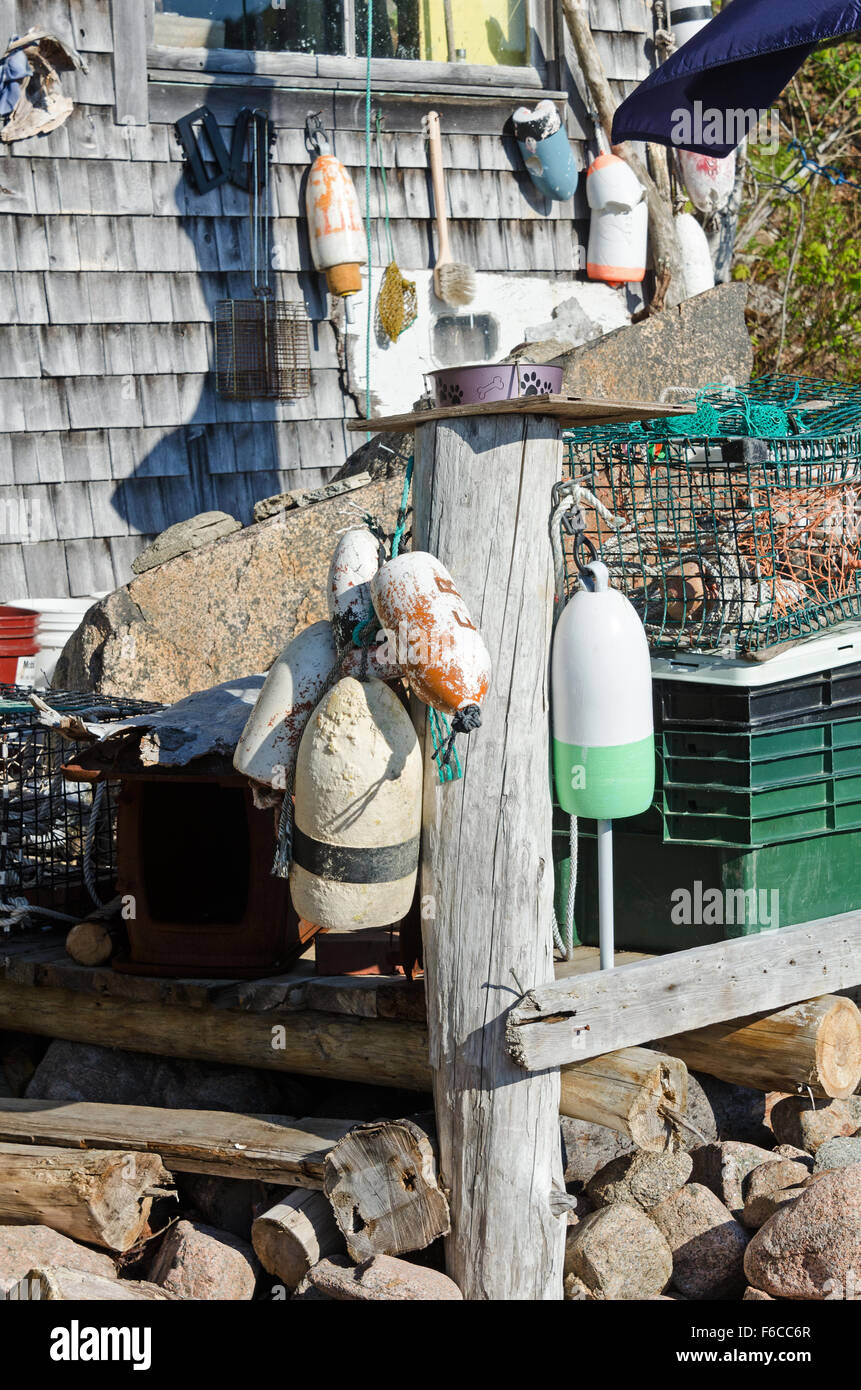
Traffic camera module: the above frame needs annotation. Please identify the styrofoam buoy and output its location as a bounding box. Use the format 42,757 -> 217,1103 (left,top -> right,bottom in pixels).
512,100 -> 578,202
668,1 -> 712,48
370,552 -> 491,716
552,562 -> 654,820
234,620 -> 336,789
586,153 -> 648,287
305,139 -> 367,298
327,526 -> 382,649
676,148 -> 736,215
290,677 -> 422,930
674,211 -> 714,299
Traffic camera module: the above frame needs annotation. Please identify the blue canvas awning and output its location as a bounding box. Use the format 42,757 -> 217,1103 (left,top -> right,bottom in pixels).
612,0 -> 861,156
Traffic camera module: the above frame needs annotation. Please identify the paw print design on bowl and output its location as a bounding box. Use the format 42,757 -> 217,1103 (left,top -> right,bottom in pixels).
519,369 -> 557,397
440,383 -> 464,405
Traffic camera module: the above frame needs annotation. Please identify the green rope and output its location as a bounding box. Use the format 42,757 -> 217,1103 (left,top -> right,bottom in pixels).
390,454 -> 413,559
632,384 -> 806,440
364,0 -> 373,441
429,707 -> 462,782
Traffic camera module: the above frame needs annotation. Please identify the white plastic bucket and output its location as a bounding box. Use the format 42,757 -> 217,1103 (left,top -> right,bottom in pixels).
8,596 -> 101,687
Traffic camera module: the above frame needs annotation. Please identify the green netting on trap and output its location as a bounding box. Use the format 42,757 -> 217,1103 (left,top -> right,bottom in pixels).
561,377 -> 861,655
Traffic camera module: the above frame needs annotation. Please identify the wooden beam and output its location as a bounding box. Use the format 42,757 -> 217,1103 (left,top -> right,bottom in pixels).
0,980 -> 432,1089
112,0 -> 149,125
348,394 -> 695,432
252,1190 -> 345,1291
507,911 -> 861,1071
413,413 -> 566,1300
0,1099 -> 355,1187
654,995 -> 861,1100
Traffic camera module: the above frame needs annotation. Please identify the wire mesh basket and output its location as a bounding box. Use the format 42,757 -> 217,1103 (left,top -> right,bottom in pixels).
562,377 -> 861,655
0,687 -> 161,921
215,299 -> 311,400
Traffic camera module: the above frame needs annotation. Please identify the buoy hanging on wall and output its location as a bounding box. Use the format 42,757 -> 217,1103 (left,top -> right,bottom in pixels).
370,552 -> 491,717
674,211 -> 715,299
290,677 -> 422,931
586,153 -> 648,288
327,525 -> 382,650
552,562 -> 654,820
668,1 -> 713,48
675,148 -> 736,215
512,99 -> 578,202
305,124 -> 367,299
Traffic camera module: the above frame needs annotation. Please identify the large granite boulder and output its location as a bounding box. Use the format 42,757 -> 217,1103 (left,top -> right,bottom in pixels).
53,473 -> 406,704
557,283 -> 752,402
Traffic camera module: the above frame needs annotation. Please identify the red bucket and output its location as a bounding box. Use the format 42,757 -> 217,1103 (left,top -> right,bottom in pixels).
0,605 -> 40,684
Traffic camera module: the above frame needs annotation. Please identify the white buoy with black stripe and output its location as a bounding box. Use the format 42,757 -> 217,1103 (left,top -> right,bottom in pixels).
668,1 -> 713,48
290,677 -> 422,930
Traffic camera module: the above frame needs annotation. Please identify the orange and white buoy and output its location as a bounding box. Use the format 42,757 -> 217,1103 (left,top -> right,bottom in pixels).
586,153 -> 648,287
305,135 -> 366,298
370,552 -> 491,717
290,677 -> 422,931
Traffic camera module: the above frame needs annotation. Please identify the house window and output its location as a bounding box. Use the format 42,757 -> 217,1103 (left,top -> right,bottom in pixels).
153,1 -> 531,67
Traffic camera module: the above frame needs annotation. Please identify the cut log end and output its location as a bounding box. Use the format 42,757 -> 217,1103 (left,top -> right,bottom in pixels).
559,1048 -> 688,1153
65,920 -> 114,967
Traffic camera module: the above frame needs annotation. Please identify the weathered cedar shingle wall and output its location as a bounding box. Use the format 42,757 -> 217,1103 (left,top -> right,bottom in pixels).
0,0 -> 653,600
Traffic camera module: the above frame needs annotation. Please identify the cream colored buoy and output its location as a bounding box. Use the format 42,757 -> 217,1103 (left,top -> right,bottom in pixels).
305,139 -> 367,298
327,526 -> 382,650
675,148 -> 736,216
290,678 -> 422,931
674,211 -> 715,298
233,621 -> 337,789
369,552 -> 491,716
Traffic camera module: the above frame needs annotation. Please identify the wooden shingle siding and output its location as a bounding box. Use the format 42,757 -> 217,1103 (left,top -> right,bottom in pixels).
1,0 -> 647,600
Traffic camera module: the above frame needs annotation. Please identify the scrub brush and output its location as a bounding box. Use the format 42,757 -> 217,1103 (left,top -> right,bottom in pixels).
425,110 -> 476,306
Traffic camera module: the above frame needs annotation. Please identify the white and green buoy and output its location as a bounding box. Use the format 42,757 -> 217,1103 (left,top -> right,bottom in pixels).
552,560 -> 655,968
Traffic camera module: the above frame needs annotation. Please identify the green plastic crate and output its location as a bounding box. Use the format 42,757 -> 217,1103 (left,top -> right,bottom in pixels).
660,716 -> 861,789
553,827 -> 861,952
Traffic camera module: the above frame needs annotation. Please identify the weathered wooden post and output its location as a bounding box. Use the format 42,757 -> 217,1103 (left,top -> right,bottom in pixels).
348,393 -> 691,1299
411,411 -> 566,1300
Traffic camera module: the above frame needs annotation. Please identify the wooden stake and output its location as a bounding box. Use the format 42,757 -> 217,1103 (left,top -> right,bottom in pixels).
654,995 -> 861,1100
324,1116 -> 450,1261
252,1189 -> 344,1290
413,413 -> 566,1300
0,1142 -> 174,1252
561,1047 -> 688,1151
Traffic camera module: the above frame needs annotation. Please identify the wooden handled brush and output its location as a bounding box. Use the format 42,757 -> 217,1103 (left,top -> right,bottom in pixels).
425,110 -> 476,307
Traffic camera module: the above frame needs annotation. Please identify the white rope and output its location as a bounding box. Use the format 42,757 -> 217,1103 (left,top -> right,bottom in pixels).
83,781 -> 107,908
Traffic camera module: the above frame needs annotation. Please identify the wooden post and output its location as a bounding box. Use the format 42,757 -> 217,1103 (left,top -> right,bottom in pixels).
412,414 -> 566,1300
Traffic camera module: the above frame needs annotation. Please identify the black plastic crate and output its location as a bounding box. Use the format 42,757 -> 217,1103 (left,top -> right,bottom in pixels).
653,661 -> 861,730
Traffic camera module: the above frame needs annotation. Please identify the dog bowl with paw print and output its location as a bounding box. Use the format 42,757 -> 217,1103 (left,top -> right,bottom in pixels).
428,363 -> 563,407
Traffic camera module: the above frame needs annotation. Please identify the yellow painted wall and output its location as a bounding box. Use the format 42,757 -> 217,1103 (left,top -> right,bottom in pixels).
419,0 -> 527,66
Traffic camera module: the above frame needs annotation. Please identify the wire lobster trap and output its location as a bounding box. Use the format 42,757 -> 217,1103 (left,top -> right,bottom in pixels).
214,109 -> 310,401
562,377 -> 861,656
0,687 -> 161,925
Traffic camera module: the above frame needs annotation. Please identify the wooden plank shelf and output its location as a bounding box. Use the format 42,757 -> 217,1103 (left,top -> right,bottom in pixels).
347,394 -> 696,432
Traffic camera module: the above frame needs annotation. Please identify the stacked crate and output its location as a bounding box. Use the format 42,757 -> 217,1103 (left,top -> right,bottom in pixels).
556,379 -> 861,952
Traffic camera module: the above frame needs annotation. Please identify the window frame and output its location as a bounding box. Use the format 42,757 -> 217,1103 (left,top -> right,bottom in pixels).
146,0 -> 561,97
